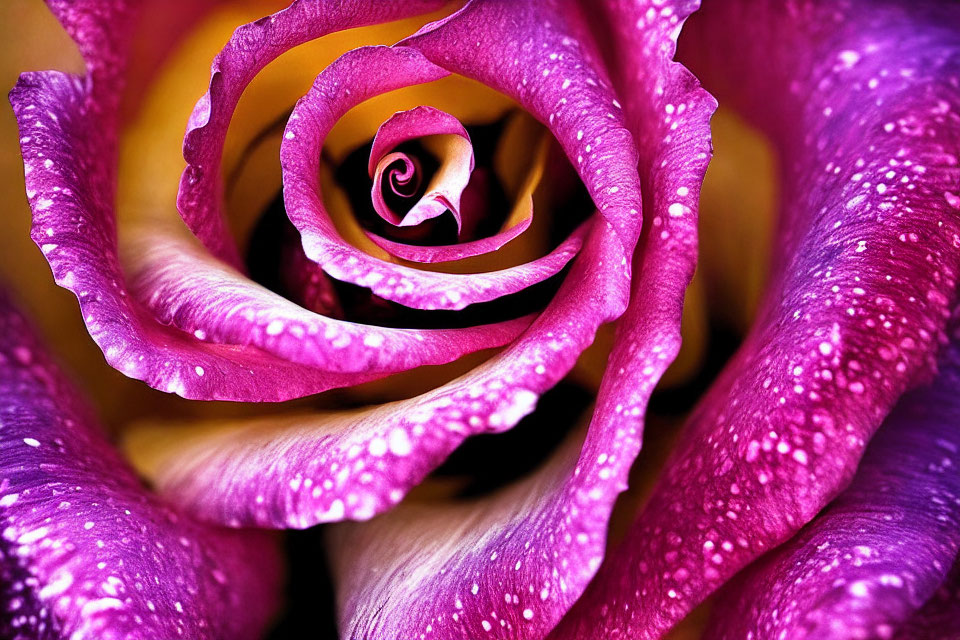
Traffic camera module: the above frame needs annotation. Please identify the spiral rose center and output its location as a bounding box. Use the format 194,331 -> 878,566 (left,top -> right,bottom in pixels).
368,107 -> 475,239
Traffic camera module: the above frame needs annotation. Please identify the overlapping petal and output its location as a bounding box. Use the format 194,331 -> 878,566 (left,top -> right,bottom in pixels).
124,0 -> 683,548
281,44 -> 585,311
288,1 -> 709,637
705,338 -> 960,639
177,0 -> 447,268
363,118 -> 546,265
12,1 -> 530,401
127,222 -> 625,530
403,0 -> 648,266
894,560 -> 960,640
368,106 -> 473,229
0,290 -> 282,639
124,227 -> 531,373
552,1 -> 960,637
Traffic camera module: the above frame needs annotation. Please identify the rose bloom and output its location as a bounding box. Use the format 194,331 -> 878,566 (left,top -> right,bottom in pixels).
1,0 -> 959,638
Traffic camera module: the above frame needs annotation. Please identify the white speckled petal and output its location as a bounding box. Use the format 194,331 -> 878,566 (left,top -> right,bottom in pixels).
552,1 -> 960,637
124,224 -> 532,374
0,291 -> 282,640
177,0 -> 447,268
128,219 -> 630,530
11,1 -> 527,402
704,338 -> 960,640
364,214 -> 532,264
402,0 -> 645,265
304,0 -> 713,636
281,45 -> 586,311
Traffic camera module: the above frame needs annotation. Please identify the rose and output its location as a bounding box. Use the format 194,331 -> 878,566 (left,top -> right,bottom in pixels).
2,2 -> 959,640
5,0 -> 710,635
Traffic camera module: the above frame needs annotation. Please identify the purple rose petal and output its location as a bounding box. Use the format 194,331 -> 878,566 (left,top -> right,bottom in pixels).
130,0 -> 688,541
0,290 -> 282,639
365,115 -> 545,265
129,220 -> 628,530
704,338 -> 960,639
551,1 -> 960,637
893,559 -> 960,640
363,214 -> 532,264
403,0 -> 648,265
12,1 -> 530,401
259,1 -> 707,637
124,227 -> 532,374
176,0 -> 447,269
281,45 -> 586,311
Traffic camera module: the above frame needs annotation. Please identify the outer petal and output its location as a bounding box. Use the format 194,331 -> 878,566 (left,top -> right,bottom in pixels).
704,338 -> 960,640
126,221 -> 627,530
12,3 -> 521,401
314,2 -> 712,637
176,0 -> 447,268
0,290 -> 282,639
553,1 -> 960,637
281,45 -> 584,311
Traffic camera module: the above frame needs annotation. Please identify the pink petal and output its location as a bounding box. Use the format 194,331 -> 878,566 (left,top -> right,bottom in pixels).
364,215 -> 530,263
705,340 -> 960,639
368,106 -> 471,177
364,128 -> 546,264
177,0 -> 447,268
0,291 -> 282,639
553,1 -> 960,637
304,1 -> 712,636
282,45 -> 586,311
125,225 -> 531,374
12,2 -> 520,402
130,220 -> 631,530
402,0 -> 646,263
367,106 -> 474,231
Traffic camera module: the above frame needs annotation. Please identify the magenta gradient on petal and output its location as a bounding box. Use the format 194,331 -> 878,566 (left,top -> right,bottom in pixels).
893,559 -> 960,640
301,0 -> 714,637
368,106 -> 470,176
367,106 -> 479,231
552,1 -> 960,638
704,336 -> 960,640
141,220 -> 627,531
368,107 -> 473,235
0,291 -> 282,639
12,0 -> 532,402
177,0 -> 447,269
281,44 -> 585,311
125,229 -> 531,374
137,0 -> 689,548
403,0 -> 646,264
363,215 -> 531,263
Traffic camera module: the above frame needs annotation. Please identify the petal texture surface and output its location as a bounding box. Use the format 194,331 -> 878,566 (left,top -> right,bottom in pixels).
552,1 -> 960,637
0,291 -> 282,640
705,338 -> 960,640
177,0 -> 447,267
282,45 -> 584,311
312,1 -> 714,637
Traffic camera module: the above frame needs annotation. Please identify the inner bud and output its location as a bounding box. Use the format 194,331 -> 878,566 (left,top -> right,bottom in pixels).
382,153 -> 421,199
368,106 -> 474,235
